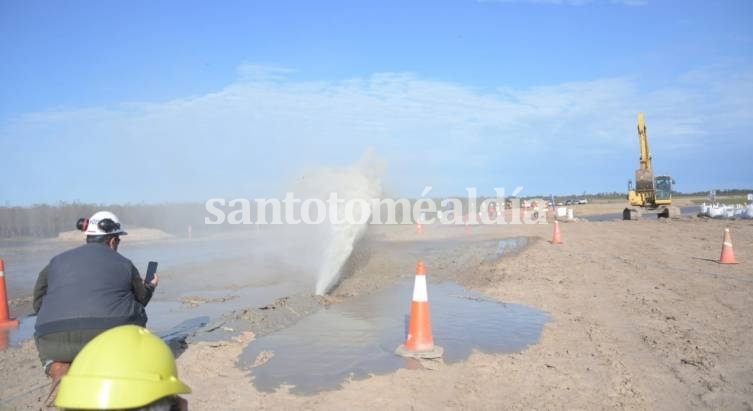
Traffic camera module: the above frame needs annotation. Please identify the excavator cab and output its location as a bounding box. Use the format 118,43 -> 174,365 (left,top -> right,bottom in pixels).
654,175 -> 673,203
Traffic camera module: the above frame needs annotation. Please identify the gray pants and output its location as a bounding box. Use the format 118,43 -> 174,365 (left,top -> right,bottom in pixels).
35,329 -> 105,365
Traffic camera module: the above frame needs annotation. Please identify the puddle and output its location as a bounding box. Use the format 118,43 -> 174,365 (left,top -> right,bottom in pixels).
1,316 -> 36,348
0,281 -> 303,349
239,281 -> 549,395
0,235 -> 273,299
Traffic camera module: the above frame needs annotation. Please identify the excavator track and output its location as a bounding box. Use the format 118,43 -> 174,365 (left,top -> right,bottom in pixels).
623,206 -> 680,220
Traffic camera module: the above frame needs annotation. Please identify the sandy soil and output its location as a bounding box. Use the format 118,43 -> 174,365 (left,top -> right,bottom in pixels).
2,215 -> 752,410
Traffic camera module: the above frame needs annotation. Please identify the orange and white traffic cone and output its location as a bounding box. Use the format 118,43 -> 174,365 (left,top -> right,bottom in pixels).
416,222 -> 423,235
464,221 -> 471,236
396,261 -> 443,359
0,259 -> 20,331
550,221 -> 563,244
719,228 -> 737,264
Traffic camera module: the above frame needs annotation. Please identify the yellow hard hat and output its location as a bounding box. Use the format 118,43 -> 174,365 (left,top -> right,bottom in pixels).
55,325 -> 191,410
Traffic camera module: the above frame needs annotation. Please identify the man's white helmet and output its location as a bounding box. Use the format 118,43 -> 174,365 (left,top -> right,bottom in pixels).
82,211 -> 128,236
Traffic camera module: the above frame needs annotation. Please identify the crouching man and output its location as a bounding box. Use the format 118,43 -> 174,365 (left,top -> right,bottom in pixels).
33,211 -> 159,391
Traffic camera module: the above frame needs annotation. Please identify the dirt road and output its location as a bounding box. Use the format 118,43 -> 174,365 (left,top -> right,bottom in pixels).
2,216 -> 752,410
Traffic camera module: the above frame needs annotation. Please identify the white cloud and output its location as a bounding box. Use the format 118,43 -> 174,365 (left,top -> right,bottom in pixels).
1,63 -> 751,202
236,63 -> 297,82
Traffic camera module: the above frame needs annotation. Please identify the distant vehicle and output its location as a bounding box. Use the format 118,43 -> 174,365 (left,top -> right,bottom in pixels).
578,199 -> 588,205
565,200 -> 573,205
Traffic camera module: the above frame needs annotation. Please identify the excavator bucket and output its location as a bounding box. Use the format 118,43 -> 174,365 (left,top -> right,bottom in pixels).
634,169 -> 654,192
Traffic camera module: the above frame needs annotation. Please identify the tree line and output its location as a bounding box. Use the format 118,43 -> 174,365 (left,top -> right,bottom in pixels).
0,202 -> 217,239
3,189 -> 750,239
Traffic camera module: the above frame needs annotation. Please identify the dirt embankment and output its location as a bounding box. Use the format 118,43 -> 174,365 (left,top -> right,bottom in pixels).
2,217 -> 751,410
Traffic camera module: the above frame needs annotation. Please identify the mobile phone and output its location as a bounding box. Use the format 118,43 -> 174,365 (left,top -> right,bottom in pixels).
145,261 -> 158,284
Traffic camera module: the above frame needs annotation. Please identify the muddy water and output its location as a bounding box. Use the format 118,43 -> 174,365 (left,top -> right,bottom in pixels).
0,236 -> 257,298
3,282 -> 303,348
239,281 -> 549,395
1,234 -> 310,347
3,233 -> 539,356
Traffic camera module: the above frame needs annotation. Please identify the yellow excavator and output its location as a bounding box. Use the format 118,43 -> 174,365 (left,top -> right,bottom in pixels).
623,113 -> 681,220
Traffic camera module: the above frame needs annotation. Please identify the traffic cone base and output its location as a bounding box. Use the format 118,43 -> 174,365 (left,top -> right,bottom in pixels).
718,228 -> 738,264
0,330 -> 8,350
395,343 -> 444,359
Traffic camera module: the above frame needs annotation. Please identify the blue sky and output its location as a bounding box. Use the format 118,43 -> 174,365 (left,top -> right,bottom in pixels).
1,0 -> 752,205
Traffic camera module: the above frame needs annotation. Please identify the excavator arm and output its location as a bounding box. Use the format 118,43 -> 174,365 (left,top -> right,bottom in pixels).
633,112 -> 655,200
637,112 -> 652,171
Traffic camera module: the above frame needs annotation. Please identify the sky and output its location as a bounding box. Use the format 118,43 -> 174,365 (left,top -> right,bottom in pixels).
1,0 -> 752,205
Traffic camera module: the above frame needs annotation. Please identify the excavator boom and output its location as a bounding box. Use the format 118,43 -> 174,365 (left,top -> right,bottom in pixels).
634,112 -> 655,195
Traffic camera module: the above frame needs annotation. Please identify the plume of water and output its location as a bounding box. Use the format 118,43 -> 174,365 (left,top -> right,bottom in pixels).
287,150 -> 383,294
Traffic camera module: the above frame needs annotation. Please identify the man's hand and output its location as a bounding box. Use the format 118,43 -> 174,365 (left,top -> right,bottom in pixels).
149,274 -> 160,288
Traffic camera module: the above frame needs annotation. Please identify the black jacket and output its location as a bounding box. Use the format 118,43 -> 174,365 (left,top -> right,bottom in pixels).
33,243 -> 154,337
